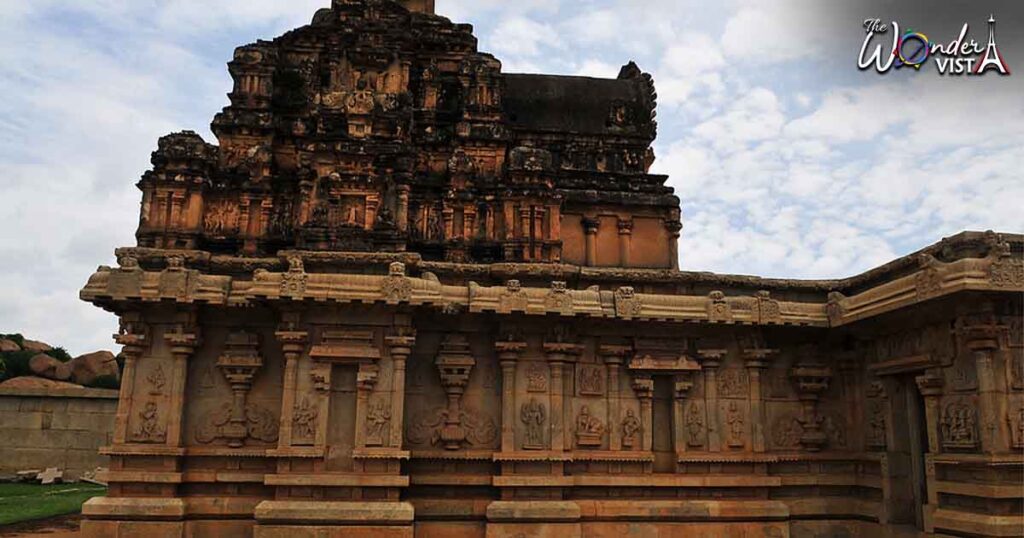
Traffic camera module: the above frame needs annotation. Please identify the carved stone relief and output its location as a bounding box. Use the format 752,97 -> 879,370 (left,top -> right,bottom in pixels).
718,367 -> 748,399
195,402 -> 279,445
405,406 -> 497,449
615,287 -> 643,317
772,415 -> 802,449
940,399 -> 979,449
520,398 -> 546,450
381,262 -> 413,303
577,365 -> 604,396
499,280 -> 528,311
526,362 -> 548,393
725,401 -> 746,448
545,281 -> 573,314
146,364 -> 166,396
686,401 -> 706,447
707,291 -> 732,322
292,396 -> 318,445
365,398 -> 392,447
129,401 -> 167,444
1008,406 -> 1024,449
621,409 -> 641,449
575,405 -> 605,448
867,400 -> 887,448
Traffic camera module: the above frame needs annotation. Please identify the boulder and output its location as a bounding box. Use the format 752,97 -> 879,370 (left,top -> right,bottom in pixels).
0,339 -> 19,352
28,353 -> 72,381
21,339 -> 53,353
68,351 -> 120,386
0,376 -> 84,390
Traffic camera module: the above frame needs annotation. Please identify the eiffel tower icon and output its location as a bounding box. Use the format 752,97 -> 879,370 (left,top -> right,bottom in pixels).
973,14 -> 1011,75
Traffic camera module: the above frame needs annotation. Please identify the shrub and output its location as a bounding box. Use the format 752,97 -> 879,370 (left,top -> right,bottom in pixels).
89,375 -> 121,390
0,350 -> 37,379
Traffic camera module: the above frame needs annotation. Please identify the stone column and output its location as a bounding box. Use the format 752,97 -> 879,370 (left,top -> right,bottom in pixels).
962,322 -> 1007,453
697,349 -> 727,452
617,219 -> 633,266
600,345 -> 631,451
545,342 -> 582,452
386,334 -> 415,449
744,348 -> 777,452
519,207 -> 531,242
275,320 -> 309,449
112,320 -> 148,445
631,374 -> 655,451
673,373 -> 695,456
582,217 -> 600,267
496,341 -> 526,453
165,321 -> 200,447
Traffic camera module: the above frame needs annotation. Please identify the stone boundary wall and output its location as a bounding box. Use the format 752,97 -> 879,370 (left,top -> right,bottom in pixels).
0,386 -> 118,477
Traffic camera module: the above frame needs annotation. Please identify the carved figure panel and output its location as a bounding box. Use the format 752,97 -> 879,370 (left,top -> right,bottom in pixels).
940,399 -> 979,450
365,398 -> 392,447
405,406 -> 497,449
575,405 -> 605,448
520,398 -> 546,450
195,402 -> 279,445
686,401 -> 706,448
621,409 -> 641,449
129,401 -> 167,444
1009,406 -> 1024,449
772,414 -> 802,450
526,362 -> 548,393
725,401 -> 746,449
867,400 -> 887,448
292,396 -> 318,445
718,367 -> 748,399
577,365 -> 604,396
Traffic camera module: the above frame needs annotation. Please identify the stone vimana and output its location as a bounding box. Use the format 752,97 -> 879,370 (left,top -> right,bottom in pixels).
78,1 -> 1023,536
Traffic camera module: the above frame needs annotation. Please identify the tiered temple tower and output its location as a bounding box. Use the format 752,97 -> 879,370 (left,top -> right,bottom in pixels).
80,1 -> 1023,537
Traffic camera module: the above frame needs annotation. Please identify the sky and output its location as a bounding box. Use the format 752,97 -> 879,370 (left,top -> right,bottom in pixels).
0,0 -> 1022,355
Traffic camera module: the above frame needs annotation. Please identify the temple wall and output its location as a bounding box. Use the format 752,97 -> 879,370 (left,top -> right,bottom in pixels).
0,385 -> 117,477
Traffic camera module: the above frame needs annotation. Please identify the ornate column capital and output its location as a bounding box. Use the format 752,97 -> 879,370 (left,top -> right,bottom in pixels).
599,344 -> 632,364
915,372 -> 945,397
582,216 -> 600,235
543,341 -> 583,363
742,348 -> 778,369
696,349 -> 728,370
617,218 -> 634,235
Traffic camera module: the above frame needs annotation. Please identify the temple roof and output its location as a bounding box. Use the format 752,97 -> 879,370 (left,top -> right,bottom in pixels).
504,73 -> 653,137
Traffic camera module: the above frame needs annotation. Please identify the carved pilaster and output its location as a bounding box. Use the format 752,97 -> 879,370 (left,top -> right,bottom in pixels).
630,374 -> 654,452
915,371 -> 944,520
496,340 -> 526,453
744,348 -> 777,452
617,218 -> 633,266
164,319 -> 200,446
582,217 -> 600,267
673,372 -> 696,456
961,321 -> 1006,453
697,349 -> 727,452
545,341 -> 582,452
354,363 -> 380,449
276,316 -> 309,449
386,332 -> 415,450
790,363 -> 832,452
600,345 -> 632,451
113,315 -> 148,445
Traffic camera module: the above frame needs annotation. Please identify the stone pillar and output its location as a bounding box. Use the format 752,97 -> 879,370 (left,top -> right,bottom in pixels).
165,321 -> 199,447
519,206 -> 531,242
385,333 -> 415,449
631,374 -> 654,451
112,319 -> 148,445
600,345 -> 631,451
583,217 -> 599,267
673,373 -> 695,456
275,319 -> 309,449
962,322 -> 1007,453
665,220 -> 683,270
617,219 -> 633,267
545,342 -> 582,452
697,349 -> 727,452
496,341 -> 526,453
442,205 -> 455,240
743,348 -> 777,452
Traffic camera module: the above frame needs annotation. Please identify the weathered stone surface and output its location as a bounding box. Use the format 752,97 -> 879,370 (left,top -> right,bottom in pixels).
0,376 -> 83,390
68,350 -> 120,386
20,339 -> 52,353
0,339 -> 19,352
27,354 -> 72,381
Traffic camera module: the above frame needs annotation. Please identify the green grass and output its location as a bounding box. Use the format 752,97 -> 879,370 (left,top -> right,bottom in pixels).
0,483 -> 107,526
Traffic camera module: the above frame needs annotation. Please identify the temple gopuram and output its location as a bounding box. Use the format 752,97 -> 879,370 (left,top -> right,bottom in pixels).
78,1 -> 1023,536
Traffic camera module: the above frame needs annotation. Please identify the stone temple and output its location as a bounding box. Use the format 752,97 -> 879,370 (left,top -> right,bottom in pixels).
78,1 -> 1023,536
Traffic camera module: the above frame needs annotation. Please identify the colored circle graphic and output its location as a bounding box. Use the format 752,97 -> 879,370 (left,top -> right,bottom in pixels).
897,32 -> 930,69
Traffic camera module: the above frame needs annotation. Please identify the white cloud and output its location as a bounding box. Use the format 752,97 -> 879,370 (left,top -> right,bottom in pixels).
488,16 -> 561,58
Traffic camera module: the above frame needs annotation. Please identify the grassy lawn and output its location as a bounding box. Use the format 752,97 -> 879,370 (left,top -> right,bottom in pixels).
0,483 -> 107,526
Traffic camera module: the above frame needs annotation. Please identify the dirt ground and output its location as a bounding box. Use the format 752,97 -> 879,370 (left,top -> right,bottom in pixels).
0,515 -> 80,537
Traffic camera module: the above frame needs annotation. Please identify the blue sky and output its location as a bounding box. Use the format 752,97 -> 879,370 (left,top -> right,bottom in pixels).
1,0 -> 1021,354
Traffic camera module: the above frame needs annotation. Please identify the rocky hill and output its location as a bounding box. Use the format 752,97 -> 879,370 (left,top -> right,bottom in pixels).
0,334 -> 121,389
